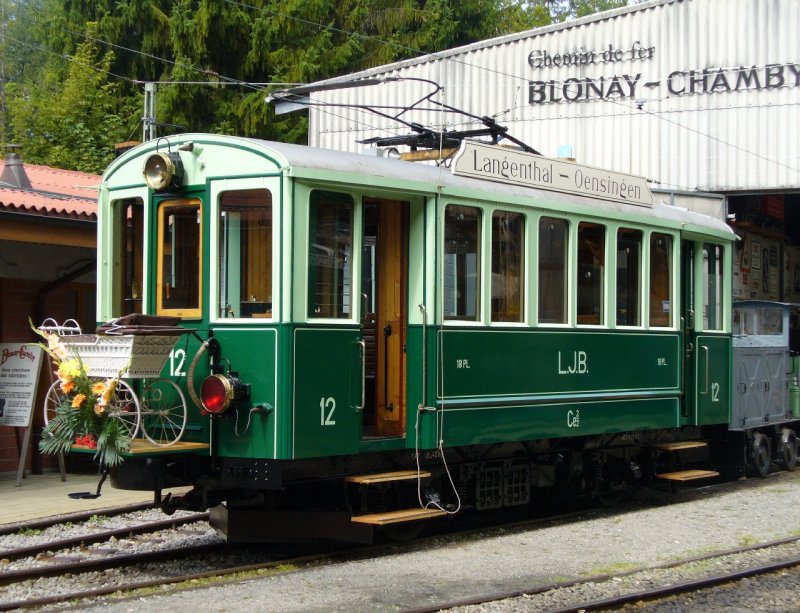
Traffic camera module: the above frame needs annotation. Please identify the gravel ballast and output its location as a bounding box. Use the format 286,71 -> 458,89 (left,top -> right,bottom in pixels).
68,470 -> 800,612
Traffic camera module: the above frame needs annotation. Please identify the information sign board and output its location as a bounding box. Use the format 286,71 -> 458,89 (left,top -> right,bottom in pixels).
0,343 -> 44,428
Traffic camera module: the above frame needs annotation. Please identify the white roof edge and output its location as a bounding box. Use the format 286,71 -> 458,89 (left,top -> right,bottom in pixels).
104,133 -> 734,238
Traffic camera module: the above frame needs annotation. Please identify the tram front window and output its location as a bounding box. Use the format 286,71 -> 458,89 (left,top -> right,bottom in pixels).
444,205 -> 481,321
218,189 -> 273,319
157,200 -> 202,318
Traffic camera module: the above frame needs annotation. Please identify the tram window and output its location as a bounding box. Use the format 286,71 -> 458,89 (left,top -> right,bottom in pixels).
616,229 -> 642,327
444,205 -> 481,321
577,222 -> 605,325
649,233 -> 672,327
110,197 -> 143,317
308,191 -> 354,319
157,200 -> 202,317
538,217 -> 568,324
218,189 -> 272,319
491,211 -> 524,323
703,243 -> 724,330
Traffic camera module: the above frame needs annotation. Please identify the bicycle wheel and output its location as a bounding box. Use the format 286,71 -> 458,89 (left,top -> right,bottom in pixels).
140,378 -> 187,446
107,380 -> 141,440
43,381 -> 65,426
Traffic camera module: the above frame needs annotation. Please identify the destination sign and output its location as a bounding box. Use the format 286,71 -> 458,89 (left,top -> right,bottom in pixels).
451,141 -> 653,207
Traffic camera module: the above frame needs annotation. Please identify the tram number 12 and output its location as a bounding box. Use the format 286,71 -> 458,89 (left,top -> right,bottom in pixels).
711,381 -> 720,402
170,349 -> 187,377
320,397 -> 336,426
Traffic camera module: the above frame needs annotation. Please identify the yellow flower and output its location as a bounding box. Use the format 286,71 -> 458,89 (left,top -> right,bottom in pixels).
71,393 -> 87,409
47,334 -> 68,361
94,402 -> 106,416
57,359 -> 83,382
98,379 -> 118,408
92,381 -> 107,395
60,380 -> 76,394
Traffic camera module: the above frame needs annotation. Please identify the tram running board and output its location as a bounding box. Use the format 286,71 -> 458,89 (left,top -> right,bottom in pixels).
351,507 -> 447,525
656,469 -> 720,481
345,470 -> 431,484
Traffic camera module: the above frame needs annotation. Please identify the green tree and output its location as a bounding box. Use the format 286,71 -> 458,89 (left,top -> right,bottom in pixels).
2,0 -> 626,165
0,0 -> 48,142
7,22 -> 139,173
571,0 -> 629,18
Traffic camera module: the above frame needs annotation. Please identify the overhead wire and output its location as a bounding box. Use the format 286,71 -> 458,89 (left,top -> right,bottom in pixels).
0,32 -> 137,84
8,5 -> 798,178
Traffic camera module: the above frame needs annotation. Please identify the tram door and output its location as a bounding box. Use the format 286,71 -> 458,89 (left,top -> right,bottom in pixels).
361,199 -> 408,438
682,240 -> 730,425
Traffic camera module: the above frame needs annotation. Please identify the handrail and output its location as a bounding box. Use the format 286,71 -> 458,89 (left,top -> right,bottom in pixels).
418,304 -> 428,409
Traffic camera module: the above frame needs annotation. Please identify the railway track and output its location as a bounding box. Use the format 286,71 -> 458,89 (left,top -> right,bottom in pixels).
0,508 -> 224,610
0,473 -> 795,611
0,502 -> 155,537
0,532 -> 344,611
547,555 -> 800,612
0,513 -> 208,563
402,535 -> 800,613
0,497 -> 600,611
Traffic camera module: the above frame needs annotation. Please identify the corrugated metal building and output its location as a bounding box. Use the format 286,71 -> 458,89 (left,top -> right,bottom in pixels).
304,0 -> 799,303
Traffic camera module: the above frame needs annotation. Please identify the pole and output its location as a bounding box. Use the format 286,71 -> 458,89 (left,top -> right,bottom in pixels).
143,82 -> 157,142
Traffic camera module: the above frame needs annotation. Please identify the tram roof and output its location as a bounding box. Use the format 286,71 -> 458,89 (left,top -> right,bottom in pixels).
106,133 -> 735,240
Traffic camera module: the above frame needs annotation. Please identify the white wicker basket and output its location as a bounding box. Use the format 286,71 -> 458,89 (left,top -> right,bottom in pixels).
63,335 -> 177,378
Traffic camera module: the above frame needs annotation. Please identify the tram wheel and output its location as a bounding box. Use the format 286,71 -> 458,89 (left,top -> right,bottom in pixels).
593,457 -> 637,507
779,429 -> 798,471
748,433 -> 771,478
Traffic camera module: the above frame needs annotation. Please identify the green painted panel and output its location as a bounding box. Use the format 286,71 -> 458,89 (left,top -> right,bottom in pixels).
695,334 -> 731,425
210,328 -> 278,458
439,329 -> 680,399
158,332 -> 210,445
441,397 -> 680,447
293,327 -> 361,458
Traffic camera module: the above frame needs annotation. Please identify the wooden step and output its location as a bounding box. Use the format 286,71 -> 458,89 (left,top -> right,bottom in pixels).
351,507 -> 447,525
128,440 -> 210,454
656,469 -> 720,482
345,470 -> 431,484
652,441 -> 708,452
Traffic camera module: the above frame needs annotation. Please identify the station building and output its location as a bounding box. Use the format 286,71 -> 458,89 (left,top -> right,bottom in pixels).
0,149 -> 99,474
303,0 -> 800,304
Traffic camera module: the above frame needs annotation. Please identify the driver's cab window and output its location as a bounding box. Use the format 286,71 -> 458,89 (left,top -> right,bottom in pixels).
157,199 -> 202,318
110,197 -> 144,316
217,189 -> 273,319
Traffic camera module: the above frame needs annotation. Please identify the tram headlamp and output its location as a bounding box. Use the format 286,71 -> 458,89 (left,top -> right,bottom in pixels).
200,373 -> 249,416
143,151 -> 184,191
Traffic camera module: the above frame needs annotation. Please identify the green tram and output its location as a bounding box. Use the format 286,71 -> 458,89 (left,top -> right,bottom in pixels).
98,133 -> 763,541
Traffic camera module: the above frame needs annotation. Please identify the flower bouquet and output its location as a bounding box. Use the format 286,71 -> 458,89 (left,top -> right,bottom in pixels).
35,326 -> 132,467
